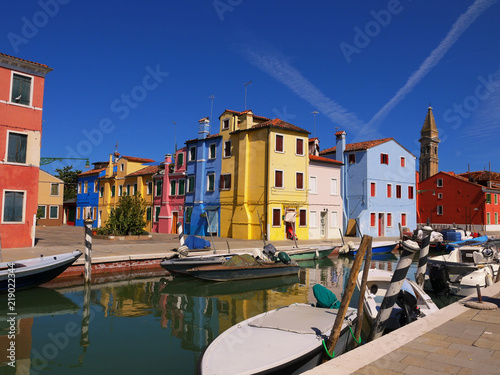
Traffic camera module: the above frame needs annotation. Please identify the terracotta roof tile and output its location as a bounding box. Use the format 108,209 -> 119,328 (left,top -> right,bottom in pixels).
127,165 -> 160,177
320,138 -> 393,155
185,133 -> 221,143
222,109 -> 270,121
78,167 -> 106,177
309,155 -> 343,165
0,52 -> 51,69
232,118 -> 309,135
120,155 -> 155,163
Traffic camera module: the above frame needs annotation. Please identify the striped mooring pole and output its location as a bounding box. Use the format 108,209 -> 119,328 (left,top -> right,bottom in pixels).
80,281 -> 91,349
177,221 -> 185,246
84,217 -> 94,284
415,225 -> 433,288
369,239 -> 420,341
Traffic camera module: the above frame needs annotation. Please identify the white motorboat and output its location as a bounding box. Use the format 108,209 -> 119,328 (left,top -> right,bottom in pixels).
199,303 -> 358,375
426,244 -> 499,296
358,268 -> 439,332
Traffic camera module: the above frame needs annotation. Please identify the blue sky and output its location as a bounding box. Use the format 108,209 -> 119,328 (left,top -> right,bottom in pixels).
3,0 -> 500,175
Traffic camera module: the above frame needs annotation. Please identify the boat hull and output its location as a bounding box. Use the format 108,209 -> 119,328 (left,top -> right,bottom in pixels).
159,255 -> 231,275
186,263 -> 300,282
350,241 -> 398,255
284,246 -> 335,261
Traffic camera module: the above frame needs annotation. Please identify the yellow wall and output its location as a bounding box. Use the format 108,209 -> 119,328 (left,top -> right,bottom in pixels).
37,170 -> 64,225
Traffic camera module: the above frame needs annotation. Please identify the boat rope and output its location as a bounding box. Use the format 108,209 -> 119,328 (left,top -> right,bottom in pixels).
321,340 -> 335,358
349,325 -> 361,344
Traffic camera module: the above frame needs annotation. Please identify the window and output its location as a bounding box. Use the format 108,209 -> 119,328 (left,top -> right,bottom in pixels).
275,134 -> 284,152
331,178 -> 338,195
296,172 -> 304,190
224,140 -> 231,158
380,153 -> 389,165
495,212 -> 498,225
189,147 -> 196,161
3,191 -> 25,222
209,144 -> 216,159
330,211 -> 338,228
120,164 -> 124,172
309,211 -> 317,228
487,212 -> 491,225
207,173 -> 215,192
219,174 -> 231,190
7,132 -> 27,164
94,181 -> 98,192
396,184 -> 402,199
77,207 -> 81,220
348,153 -> 356,164
185,207 -> 193,223
187,176 -> 195,193
170,180 -> 177,195
50,183 -> 59,196
222,118 -> 230,130
155,206 -> 160,222
387,213 -> 392,227
100,186 -> 104,198
147,181 -> 152,195
408,186 -> 414,200
93,207 -> 97,220
296,138 -> 304,156
126,185 -> 131,196
272,208 -> 281,227
437,178 -> 443,187
299,209 -> 307,227
370,182 -> 376,197
496,194 -> 498,205
401,213 -> 407,226
438,193 -> 443,199
155,181 -> 162,196
178,179 -> 185,195
118,185 -> 123,196
133,183 -> 138,195
370,213 -> 376,227
49,205 -> 58,219
78,183 -> 81,194
400,157 -> 406,167
309,176 -> 317,194
177,153 -> 184,167
111,185 -> 116,197
387,184 -> 392,198
38,205 -> 46,219
84,182 -> 88,194
486,193 -> 492,204
11,73 -> 32,106
275,170 -> 283,188
146,207 -> 152,221
436,206 -> 443,215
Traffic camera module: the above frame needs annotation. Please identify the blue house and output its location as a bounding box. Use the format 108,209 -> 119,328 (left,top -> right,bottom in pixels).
321,131 -> 416,237
184,118 -> 222,236
75,162 -> 108,228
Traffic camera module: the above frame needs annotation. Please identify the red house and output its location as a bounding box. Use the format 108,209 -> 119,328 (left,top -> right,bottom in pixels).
418,171 -> 500,232
0,53 -> 52,249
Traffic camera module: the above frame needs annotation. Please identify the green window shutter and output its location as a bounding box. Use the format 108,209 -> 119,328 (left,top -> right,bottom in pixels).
179,179 -> 185,195
111,185 -> 116,197
7,133 -> 27,163
3,191 -> 24,222
146,207 -> 152,221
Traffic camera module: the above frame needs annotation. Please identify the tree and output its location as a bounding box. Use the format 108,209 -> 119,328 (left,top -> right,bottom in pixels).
98,194 -> 147,236
55,165 -> 82,201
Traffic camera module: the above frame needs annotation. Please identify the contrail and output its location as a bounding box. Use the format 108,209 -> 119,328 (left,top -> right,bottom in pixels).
366,0 -> 497,129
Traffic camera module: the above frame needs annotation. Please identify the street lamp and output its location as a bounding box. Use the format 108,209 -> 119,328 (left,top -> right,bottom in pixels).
40,157 -> 90,168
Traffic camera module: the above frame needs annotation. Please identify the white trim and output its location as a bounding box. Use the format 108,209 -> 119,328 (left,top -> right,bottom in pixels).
222,118 -> 230,130
274,169 -> 284,189
209,143 -> 217,159
207,173 -> 215,192
386,212 -> 393,227
401,212 -> 408,226
272,207 -> 282,227
299,208 -> 307,227
49,205 -> 59,219
223,140 -> 232,158
38,205 -> 47,219
0,99 -> 42,111
5,129 -> 29,165
188,146 -> 196,162
10,70 -> 34,107
309,210 -> 317,228
331,178 -> 338,196
295,137 -> 305,156
220,173 -> 231,190
309,176 -> 317,194
1,189 -> 27,224
295,171 -> 305,190
275,133 -> 285,153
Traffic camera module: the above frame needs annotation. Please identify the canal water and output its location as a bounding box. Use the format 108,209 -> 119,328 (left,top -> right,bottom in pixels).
0,254 -> 458,375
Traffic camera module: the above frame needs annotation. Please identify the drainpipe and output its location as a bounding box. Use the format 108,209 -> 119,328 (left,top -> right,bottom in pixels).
265,128 -> 270,240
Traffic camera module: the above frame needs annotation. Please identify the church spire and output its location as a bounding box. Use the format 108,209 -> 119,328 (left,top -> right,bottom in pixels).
419,106 -> 440,182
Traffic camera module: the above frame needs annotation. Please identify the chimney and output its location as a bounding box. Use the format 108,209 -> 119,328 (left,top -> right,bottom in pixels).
335,131 -> 346,163
105,154 -> 114,177
198,117 -> 210,140
164,154 -> 172,164
239,110 -> 253,130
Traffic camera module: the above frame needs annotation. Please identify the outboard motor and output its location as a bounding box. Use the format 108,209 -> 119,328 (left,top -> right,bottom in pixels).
395,289 -> 419,326
429,263 -> 450,295
263,243 -> 277,261
276,251 -> 292,265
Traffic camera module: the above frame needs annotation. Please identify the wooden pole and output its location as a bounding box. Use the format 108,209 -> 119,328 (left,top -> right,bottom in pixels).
353,239 -> 372,347
322,235 -> 372,361
84,217 -> 94,284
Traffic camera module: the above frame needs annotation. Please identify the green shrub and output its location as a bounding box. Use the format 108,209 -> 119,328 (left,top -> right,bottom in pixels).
99,194 -> 147,236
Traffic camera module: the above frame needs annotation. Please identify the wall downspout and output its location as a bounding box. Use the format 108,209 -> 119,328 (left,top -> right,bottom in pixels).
265,128 -> 270,241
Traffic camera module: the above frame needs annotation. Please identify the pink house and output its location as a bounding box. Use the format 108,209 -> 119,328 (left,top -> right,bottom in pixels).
152,148 -> 187,234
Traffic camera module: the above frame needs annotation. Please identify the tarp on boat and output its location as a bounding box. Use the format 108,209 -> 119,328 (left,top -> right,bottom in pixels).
185,236 -> 211,250
313,284 -> 341,309
224,254 -> 262,267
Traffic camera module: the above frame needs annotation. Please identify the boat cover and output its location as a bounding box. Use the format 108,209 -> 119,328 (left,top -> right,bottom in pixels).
313,284 -> 340,309
184,236 -> 211,250
248,304 -> 345,334
224,254 -> 263,267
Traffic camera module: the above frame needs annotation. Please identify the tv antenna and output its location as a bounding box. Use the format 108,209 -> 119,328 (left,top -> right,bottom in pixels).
209,95 -> 215,132
172,121 -> 177,151
244,80 -> 252,110
312,111 -> 319,138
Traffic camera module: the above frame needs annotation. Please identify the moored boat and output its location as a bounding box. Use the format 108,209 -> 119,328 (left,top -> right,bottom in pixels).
278,245 -> 336,261
0,250 -> 82,293
160,253 -> 237,275
339,241 -> 398,255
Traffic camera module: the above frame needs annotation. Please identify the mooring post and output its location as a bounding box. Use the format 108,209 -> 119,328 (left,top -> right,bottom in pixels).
354,239 -> 373,347
323,235 -> 372,361
368,239 -> 420,342
177,221 -> 184,246
84,216 -> 94,284
415,225 -> 433,288
80,281 -> 91,349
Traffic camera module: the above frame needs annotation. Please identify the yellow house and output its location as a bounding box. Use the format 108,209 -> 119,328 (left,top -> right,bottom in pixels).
37,170 -> 64,226
219,110 -> 310,241
98,154 -> 155,231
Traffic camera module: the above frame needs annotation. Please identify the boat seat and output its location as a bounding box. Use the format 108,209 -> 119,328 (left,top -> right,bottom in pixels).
473,251 -> 486,264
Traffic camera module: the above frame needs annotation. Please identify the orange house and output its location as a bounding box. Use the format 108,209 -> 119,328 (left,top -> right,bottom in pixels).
0,53 -> 52,249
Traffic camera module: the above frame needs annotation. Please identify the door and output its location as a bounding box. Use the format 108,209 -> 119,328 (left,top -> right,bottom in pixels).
378,213 -> 385,237
320,211 -> 327,238
172,212 -> 179,234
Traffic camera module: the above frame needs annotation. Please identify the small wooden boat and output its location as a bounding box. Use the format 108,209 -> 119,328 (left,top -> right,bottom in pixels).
0,250 -> 82,293
339,241 -> 398,255
185,254 -> 300,282
160,253 -> 237,275
278,245 -> 336,261
199,303 -> 358,375
425,244 -> 499,296
358,268 -> 438,332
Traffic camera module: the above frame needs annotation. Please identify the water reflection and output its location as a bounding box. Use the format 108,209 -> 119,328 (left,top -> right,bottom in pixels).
0,256 -> 460,375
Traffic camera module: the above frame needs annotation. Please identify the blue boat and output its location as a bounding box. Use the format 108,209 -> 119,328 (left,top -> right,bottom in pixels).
341,241 -> 398,255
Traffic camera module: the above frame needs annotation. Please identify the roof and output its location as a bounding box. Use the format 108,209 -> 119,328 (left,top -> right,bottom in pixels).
0,52 -> 51,68
119,155 -> 155,163
0,52 -> 53,75
309,155 -> 343,165
231,118 -> 310,135
308,137 -> 319,143
127,165 -> 160,177
78,167 -> 106,177
185,133 -> 221,144
320,138 -> 394,154
421,106 -> 438,136
221,109 -> 270,121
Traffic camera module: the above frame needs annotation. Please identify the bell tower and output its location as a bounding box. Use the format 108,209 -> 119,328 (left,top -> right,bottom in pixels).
419,106 -> 440,182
